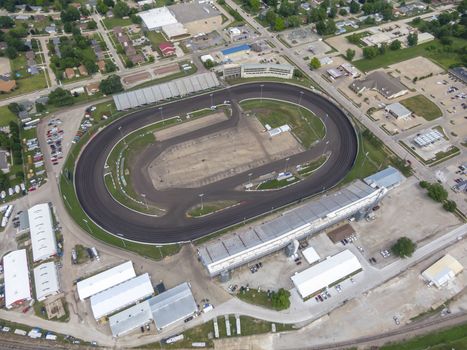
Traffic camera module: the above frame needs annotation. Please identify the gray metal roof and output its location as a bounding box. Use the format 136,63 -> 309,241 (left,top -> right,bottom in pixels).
198,181 -> 376,266
386,102 -> 411,118
364,166 -> 404,189
148,282 -> 197,330
109,301 -> 153,337
113,72 -> 220,111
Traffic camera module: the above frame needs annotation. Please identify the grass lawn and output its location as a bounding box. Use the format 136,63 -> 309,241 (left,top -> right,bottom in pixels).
353,38 -> 467,72
298,155 -> 327,176
146,31 -> 167,49
257,177 -> 299,190
188,200 -> 238,217
0,73 -> 47,101
400,95 -> 442,121
237,288 -> 290,311
381,322 -> 467,350
0,105 -> 18,127
103,17 -> 132,29
74,244 -> 90,264
240,99 -> 325,149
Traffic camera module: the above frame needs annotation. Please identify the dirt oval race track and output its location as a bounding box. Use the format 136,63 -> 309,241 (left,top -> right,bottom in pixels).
75,82 -> 358,244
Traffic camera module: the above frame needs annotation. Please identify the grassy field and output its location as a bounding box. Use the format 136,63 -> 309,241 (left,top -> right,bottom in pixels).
146,31 -> 167,49
237,288 -> 277,310
381,322 -> 467,350
103,17 -> 132,29
353,38 -> 466,72
240,99 -> 325,149
188,200 -> 238,217
298,155 -> 327,176
0,105 -> 18,127
257,177 -> 299,190
400,94 -> 442,121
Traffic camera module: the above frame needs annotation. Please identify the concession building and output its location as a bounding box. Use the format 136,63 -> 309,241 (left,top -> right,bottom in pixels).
28,203 -> 57,262
3,249 -> 32,309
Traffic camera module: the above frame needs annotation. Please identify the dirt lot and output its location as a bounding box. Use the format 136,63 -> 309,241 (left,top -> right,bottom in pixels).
149,115 -> 303,189
389,57 -> 444,82
154,63 -> 180,76
122,71 -> 150,85
351,177 -> 461,267
0,57 -> 11,75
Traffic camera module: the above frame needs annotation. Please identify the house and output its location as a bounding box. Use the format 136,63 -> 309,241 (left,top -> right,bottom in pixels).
25,51 -> 35,60
45,24 -> 57,35
106,10 -> 114,18
0,150 -> 9,173
86,82 -> 100,95
0,80 -> 16,93
97,60 -> 106,73
78,65 -> 88,76
125,45 -> 136,56
349,71 -> 408,99
64,68 -> 75,79
129,54 -> 144,65
159,42 -> 176,57
117,34 -> 130,44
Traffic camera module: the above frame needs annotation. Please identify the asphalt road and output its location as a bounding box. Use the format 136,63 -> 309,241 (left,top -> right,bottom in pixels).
75,82 -> 357,243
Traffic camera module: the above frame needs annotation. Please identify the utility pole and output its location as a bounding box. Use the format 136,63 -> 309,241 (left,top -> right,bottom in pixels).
199,193 -> 204,210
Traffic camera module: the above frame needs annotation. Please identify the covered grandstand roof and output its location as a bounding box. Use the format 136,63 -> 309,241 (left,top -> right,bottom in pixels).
33,262 -> 60,301
364,166 -> 404,190
3,249 -> 31,309
90,273 -> 154,320
28,203 -> 57,262
148,282 -> 197,329
198,181 -> 378,276
291,249 -> 362,298
109,301 -> 153,337
77,261 -> 136,300
113,72 -> 220,111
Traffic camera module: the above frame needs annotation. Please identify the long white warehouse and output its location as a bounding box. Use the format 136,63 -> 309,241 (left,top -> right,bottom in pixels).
33,262 -> 60,301
28,203 -> 57,262
90,273 -> 154,320
292,249 -> 362,299
77,261 -> 136,300
3,249 -> 32,309
198,180 -> 386,276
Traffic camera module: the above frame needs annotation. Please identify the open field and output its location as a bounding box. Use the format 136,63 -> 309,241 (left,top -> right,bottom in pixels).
400,94 -> 443,121
188,200 -> 238,217
102,17 -> 132,29
240,99 -> 325,149
353,38 -> 467,72
0,105 -> 18,127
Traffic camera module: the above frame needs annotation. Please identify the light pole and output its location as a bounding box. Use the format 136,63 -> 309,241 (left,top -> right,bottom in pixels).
284,157 -> 290,172
210,93 -> 213,107
159,106 -> 163,125
323,140 -> 330,157
118,126 -> 126,145
141,193 -> 148,210
260,84 -> 264,103
248,172 -> 253,185
361,151 -> 370,168
199,193 -> 204,210
298,91 -> 304,107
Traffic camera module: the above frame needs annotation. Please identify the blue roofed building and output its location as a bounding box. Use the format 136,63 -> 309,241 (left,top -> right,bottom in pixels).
364,166 -> 404,190
221,44 -> 250,56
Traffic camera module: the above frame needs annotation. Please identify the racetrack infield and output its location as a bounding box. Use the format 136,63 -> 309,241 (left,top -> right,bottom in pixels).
75,82 -> 358,244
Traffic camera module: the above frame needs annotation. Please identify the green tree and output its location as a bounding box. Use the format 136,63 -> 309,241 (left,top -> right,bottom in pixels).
339,8 -> 348,16
265,9 -> 276,26
104,0 -> 115,6
309,56 -> 321,69
391,237 -> 416,258
389,39 -> 401,50
105,60 -> 117,72
345,48 -> 355,61
99,74 -> 123,95
427,183 -> 448,202
443,200 -> 457,212
271,288 -> 290,310
363,46 -> 379,59
131,14 -> 142,24
113,1 -> 130,18
349,0 -> 360,14
87,20 -> 98,30
407,32 -> 418,46
96,0 -> 109,15
48,88 -> 74,107
203,59 -> 215,69
249,0 -> 261,12
274,16 -> 285,31
5,46 -> 17,59
7,102 -> 21,115
61,6 -> 80,22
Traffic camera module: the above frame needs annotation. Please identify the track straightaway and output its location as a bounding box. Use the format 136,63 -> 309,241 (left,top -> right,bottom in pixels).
75,82 -> 358,244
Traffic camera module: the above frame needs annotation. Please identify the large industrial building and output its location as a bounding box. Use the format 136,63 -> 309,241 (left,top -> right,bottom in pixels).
291,249 -> 362,299
422,255 -> 463,288
77,261 -> 136,300
113,72 -> 220,111
3,249 -> 32,309
33,262 -> 60,301
138,1 -> 221,37
198,181 -> 386,277
90,273 -> 154,320
349,71 -> 408,99
28,203 -> 57,262
223,63 -> 294,80
108,282 -> 197,337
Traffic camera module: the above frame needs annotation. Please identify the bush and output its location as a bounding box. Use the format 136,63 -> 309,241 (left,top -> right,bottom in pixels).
391,237 -> 416,258
271,288 -> 290,310
427,183 -> 448,202
443,200 -> 457,212
419,180 -> 429,189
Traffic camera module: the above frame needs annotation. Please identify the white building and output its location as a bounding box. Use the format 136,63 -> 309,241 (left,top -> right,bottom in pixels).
291,250 -> 362,299
302,246 -> 320,264
28,203 -> 57,262
385,102 -> 412,119
109,301 -> 153,337
77,261 -> 136,300
422,255 -> 463,288
33,262 -> 60,301
3,249 -> 32,309
138,7 -> 178,31
90,273 -> 154,320
223,63 -> 294,80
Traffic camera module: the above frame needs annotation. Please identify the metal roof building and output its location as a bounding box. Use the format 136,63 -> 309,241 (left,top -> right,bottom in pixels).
28,203 -> 57,262
422,254 -> 463,288
113,72 -> 220,111
77,261 -> 136,300
138,7 -> 178,31
413,129 -> 443,147
3,249 -> 32,309
385,102 -> 412,119
364,166 -> 404,190
148,282 -> 198,330
198,181 -> 386,276
109,301 -> 153,337
291,250 -> 362,298
302,246 -> 320,264
221,44 -> 250,56
90,273 -> 154,320
33,262 -> 60,301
